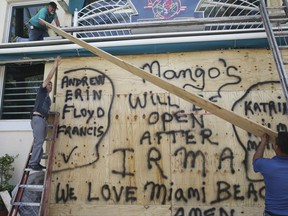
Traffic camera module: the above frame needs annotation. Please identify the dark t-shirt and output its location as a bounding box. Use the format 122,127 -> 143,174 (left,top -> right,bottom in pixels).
33,85 -> 51,117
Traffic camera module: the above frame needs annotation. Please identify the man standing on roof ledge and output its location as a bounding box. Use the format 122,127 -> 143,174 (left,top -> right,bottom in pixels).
15,2 -> 60,42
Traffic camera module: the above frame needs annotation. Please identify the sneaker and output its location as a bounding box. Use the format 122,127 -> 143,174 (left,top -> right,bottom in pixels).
38,164 -> 46,169
28,164 -> 43,171
12,36 -> 19,43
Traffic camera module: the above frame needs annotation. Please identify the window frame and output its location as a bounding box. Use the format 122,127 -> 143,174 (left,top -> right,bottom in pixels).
0,66 -> 31,131
1,63 -> 45,120
0,62 -> 48,131
3,0 -> 51,43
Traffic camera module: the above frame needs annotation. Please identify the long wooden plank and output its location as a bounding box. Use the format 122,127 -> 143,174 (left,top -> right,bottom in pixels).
43,19 -> 278,142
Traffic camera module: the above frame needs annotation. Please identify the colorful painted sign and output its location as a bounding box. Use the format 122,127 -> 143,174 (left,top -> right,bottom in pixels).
131,0 -> 203,21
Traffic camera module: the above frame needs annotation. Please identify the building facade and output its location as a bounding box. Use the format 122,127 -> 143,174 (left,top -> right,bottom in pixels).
0,0 -> 287,215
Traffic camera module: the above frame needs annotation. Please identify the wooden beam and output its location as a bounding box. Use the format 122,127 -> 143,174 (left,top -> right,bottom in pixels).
42,19 -> 278,142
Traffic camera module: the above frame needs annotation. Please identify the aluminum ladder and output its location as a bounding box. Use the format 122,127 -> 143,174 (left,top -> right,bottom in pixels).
8,112 -> 60,216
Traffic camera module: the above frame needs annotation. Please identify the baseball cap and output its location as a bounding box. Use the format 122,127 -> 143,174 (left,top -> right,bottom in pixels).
48,2 -> 58,10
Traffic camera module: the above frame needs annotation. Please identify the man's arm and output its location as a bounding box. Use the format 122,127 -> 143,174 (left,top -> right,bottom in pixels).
38,8 -> 48,28
54,18 -> 60,27
39,19 -> 47,28
42,57 -> 61,88
253,133 -> 269,161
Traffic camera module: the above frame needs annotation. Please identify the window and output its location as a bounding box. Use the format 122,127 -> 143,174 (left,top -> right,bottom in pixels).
9,3 -> 47,42
1,63 -> 44,119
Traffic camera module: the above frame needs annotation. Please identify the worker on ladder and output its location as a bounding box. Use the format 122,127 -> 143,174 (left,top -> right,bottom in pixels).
28,57 -> 61,171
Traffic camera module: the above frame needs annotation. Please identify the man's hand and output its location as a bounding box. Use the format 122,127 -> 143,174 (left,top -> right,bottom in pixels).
43,56 -> 62,88
253,133 -> 270,162
261,133 -> 270,146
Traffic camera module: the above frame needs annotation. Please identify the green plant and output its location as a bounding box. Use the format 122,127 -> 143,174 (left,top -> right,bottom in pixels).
0,154 -> 18,207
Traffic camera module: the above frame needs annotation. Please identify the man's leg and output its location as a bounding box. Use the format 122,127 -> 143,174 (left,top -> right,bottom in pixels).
16,37 -> 29,42
29,28 -> 44,41
40,30 -> 49,40
29,116 -> 47,167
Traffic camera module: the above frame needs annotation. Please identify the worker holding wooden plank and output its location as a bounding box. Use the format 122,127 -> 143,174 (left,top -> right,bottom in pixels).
15,2 -> 60,42
253,132 -> 288,216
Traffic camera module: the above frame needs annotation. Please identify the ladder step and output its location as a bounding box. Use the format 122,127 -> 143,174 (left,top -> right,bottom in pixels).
13,202 -> 41,207
45,137 -> 53,141
48,124 -> 55,129
19,184 -> 44,191
24,167 -> 46,172
30,153 -> 49,159
279,46 -> 288,49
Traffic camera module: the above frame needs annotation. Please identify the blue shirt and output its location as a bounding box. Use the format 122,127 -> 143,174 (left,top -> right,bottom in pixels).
29,7 -> 58,30
253,156 -> 288,215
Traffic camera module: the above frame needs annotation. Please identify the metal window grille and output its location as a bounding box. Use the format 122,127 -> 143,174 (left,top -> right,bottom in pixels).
1,64 -> 44,119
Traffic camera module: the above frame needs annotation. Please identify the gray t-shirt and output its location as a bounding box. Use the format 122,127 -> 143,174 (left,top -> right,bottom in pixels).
33,85 -> 51,117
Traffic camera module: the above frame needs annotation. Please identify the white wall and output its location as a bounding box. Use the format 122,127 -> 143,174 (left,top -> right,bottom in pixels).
0,126 -> 32,186
56,0 -> 72,28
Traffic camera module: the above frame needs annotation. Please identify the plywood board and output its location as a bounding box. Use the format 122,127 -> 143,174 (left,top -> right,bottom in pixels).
47,49 -> 288,216
45,20 -> 277,141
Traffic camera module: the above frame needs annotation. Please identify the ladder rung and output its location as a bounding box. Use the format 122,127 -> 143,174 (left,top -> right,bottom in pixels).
13,202 -> 41,207
19,184 -> 44,191
29,153 -> 49,159
48,124 -> 54,128
279,46 -> 288,49
24,167 -> 46,172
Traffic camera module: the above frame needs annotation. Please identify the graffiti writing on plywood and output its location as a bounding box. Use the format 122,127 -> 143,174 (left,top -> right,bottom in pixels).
52,57 -> 286,215
56,68 -> 115,171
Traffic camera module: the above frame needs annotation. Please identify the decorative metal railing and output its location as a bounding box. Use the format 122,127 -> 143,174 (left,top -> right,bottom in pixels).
74,0 -> 136,38
72,0 -> 264,38
197,0 -> 262,30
